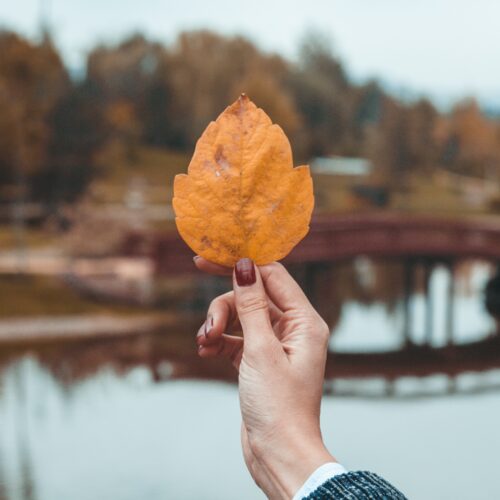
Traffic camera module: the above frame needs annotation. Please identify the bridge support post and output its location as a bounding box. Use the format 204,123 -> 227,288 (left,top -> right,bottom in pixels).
423,259 -> 434,346
402,259 -> 415,347
303,262 -> 337,326
446,260 -> 455,347
385,377 -> 396,397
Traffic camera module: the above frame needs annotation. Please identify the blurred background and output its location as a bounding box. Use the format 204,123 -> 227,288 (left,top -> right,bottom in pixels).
1,1 -> 500,499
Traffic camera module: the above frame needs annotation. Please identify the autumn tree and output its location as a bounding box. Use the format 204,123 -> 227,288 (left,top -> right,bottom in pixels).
0,31 -> 68,188
1,27 -> 499,214
435,99 -> 500,177
287,34 -> 355,159
364,96 -> 440,183
32,80 -> 108,205
160,30 -> 299,149
86,35 -> 167,159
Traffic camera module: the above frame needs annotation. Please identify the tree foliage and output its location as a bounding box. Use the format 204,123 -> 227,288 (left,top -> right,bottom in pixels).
0,29 -> 499,208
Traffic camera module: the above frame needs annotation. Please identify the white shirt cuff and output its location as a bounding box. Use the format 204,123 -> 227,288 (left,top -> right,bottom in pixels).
292,462 -> 348,500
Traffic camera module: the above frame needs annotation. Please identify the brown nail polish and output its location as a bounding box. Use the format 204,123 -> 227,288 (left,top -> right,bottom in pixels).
235,258 -> 256,286
205,316 -> 213,338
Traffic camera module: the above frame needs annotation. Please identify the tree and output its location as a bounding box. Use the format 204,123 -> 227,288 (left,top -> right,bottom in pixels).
161,30 -> 299,149
0,32 -> 68,184
86,34 -> 166,151
286,34 -> 358,160
32,80 -> 108,205
435,99 -> 500,176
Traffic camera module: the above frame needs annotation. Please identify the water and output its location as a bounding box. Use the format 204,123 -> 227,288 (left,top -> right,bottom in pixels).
0,261 -> 499,499
331,261 -> 495,352
1,363 -> 500,500
0,364 -> 251,500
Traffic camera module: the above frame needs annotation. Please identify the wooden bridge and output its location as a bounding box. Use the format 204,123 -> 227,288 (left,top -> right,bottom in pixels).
121,212 -> 500,274
121,212 -> 500,395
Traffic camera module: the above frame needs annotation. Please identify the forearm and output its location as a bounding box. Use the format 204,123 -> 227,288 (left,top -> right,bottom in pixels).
249,428 -> 407,500
251,427 -> 337,499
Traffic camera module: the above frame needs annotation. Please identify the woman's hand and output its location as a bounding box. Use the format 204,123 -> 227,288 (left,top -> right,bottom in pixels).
195,257 -> 337,499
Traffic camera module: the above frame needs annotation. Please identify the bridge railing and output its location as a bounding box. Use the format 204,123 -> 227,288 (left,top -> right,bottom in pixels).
120,213 -> 500,275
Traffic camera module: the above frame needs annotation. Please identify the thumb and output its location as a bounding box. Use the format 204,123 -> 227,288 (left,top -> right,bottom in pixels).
233,258 -> 275,349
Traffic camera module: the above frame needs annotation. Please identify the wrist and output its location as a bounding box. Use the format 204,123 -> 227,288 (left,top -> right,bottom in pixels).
252,426 -> 336,499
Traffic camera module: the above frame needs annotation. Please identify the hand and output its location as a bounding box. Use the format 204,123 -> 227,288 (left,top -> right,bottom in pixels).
195,257 -> 337,499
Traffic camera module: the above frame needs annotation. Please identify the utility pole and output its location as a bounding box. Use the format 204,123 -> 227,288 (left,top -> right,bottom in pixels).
12,125 -> 28,276
39,0 -> 52,37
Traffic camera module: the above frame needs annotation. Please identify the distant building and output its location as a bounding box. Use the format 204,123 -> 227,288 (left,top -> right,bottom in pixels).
310,156 -> 389,210
310,156 -> 373,176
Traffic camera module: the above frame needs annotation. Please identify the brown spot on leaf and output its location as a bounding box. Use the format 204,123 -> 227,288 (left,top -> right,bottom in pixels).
214,145 -> 230,171
200,236 -> 212,249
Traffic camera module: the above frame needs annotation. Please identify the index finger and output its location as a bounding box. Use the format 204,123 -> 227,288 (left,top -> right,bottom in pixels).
193,256 -> 232,276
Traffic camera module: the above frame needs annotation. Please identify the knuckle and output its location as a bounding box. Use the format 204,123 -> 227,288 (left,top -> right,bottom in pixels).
311,317 -> 330,342
209,291 -> 233,313
211,291 -> 232,307
238,295 -> 268,316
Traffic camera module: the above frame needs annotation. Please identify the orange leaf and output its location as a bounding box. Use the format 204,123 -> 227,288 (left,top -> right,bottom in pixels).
172,94 -> 314,267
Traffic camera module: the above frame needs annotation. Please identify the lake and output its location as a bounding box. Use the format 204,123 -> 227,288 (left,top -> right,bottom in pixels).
1,260 -> 499,500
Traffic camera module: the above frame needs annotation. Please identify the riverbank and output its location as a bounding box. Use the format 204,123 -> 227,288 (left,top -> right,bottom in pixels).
0,313 -> 175,346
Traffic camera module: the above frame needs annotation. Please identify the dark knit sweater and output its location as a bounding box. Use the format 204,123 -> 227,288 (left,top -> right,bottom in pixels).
304,471 -> 408,499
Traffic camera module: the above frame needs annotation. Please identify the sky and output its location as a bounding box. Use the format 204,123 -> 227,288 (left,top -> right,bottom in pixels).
1,0 -> 500,108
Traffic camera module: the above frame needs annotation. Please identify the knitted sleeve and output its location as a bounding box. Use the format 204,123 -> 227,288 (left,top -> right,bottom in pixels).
303,471 -> 408,499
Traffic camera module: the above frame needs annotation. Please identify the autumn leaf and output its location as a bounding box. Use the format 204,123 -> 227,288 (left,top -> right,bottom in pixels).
172,94 -> 314,267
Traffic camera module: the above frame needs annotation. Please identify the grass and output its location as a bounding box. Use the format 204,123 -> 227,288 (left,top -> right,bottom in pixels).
2,142 -> 495,260
0,143 -> 188,251
93,141 -> 191,205
0,226 -> 57,251
0,274 -> 149,319
312,169 -> 497,216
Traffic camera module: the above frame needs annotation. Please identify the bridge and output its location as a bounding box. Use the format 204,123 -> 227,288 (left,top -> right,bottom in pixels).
2,213 -> 495,397
122,212 -> 500,275
121,212 -> 500,395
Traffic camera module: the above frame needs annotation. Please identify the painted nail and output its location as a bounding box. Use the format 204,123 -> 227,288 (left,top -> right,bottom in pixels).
235,258 -> 256,287
205,315 -> 213,338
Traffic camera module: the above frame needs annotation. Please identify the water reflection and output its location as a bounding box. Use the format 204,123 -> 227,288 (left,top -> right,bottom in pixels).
1,358 -> 500,500
330,260 -> 497,352
0,258 -> 499,499
0,259 -> 498,394
0,362 -> 250,500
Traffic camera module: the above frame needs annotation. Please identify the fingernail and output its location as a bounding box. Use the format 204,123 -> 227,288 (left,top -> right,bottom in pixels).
193,256 -> 200,262
205,315 -> 213,338
235,258 -> 256,287
198,345 -> 204,352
